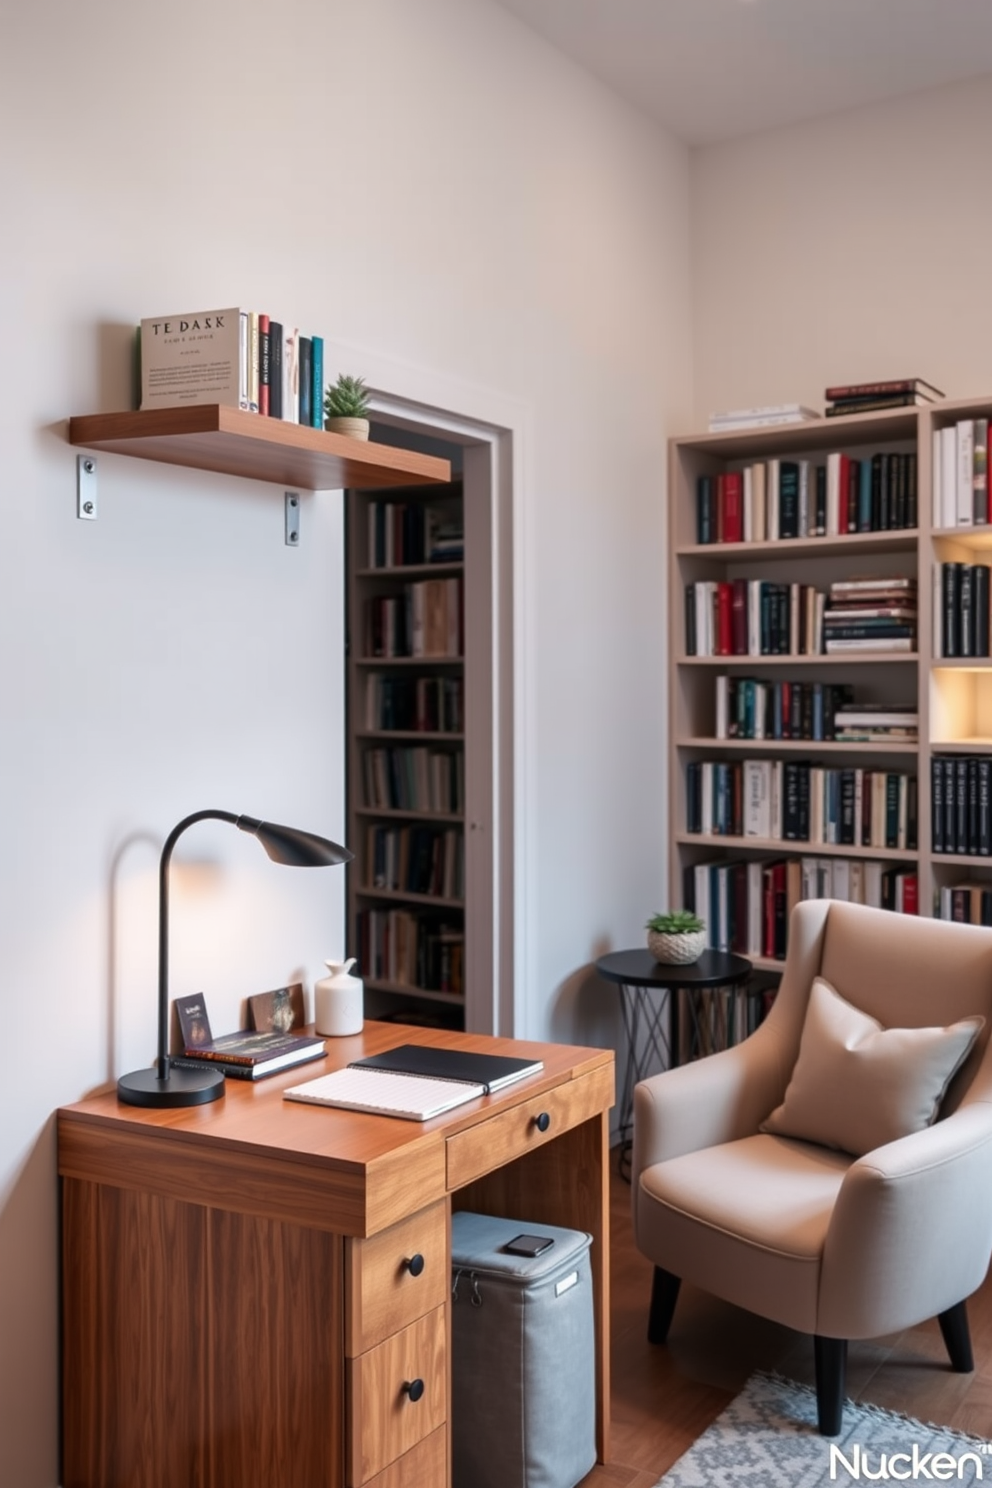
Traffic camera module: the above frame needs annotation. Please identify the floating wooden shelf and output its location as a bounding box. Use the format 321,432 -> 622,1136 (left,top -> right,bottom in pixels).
68,406 -> 451,491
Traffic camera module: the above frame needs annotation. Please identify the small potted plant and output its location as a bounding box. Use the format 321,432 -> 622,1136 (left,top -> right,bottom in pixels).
646,910 -> 706,965
324,373 -> 370,440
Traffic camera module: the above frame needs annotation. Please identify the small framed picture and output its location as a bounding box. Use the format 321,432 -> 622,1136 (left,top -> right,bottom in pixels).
248,982 -> 305,1034
175,993 -> 213,1050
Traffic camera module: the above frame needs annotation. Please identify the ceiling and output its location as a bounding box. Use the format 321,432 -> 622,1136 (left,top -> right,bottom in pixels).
493,0 -> 992,146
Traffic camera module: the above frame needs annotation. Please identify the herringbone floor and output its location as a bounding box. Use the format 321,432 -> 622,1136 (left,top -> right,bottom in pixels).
579,1153 -> 992,1486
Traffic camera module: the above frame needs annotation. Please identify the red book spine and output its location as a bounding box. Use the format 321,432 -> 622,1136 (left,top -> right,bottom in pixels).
723,471 -> 743,543
846,459 -> 859,533
717,583 -> 733,655
838,454 -> 851,533
902,874 -> 919,915
731,579 -> 748,655
716,474 -> 727,544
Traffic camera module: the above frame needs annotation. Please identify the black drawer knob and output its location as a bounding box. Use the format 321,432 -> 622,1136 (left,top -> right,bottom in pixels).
403,1378 -> 425,1403
534,1111 -> 551,1133
404,1253 -> 425,1277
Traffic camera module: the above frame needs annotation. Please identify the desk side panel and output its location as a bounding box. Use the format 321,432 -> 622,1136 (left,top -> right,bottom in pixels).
62,1177 -> 344,1488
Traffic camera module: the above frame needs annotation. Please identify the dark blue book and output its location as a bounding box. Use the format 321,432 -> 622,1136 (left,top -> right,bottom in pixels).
269,322 -> 284,419
298,337 -> 313,427
778,462 -> 800,538
696,475 -> 714,544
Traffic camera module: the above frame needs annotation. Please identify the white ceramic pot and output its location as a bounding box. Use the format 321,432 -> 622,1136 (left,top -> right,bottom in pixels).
325,416 -> 370,441
647,928 -> 706,965
314,957 -> 364,1036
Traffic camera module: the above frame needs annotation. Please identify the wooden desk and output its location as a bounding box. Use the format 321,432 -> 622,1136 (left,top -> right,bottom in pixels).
58,1025 -> 614,1488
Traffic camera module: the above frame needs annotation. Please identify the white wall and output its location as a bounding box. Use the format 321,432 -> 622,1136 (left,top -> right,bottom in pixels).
0,0 -> 691,1477
691,74 -> 992,423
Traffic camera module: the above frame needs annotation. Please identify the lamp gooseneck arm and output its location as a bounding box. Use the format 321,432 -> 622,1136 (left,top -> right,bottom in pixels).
155,809 -> 239,1080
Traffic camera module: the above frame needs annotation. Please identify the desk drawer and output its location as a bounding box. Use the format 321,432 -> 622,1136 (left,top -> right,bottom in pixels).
347,1305 -> 447,1486
346,1199 -> 447,1355
446,1064 -> 613,1191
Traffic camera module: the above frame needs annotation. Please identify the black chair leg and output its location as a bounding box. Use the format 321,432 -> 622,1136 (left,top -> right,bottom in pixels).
938,1301 -> 974,1372
814,1335 -> 847,1436
648,1266 -> 681,1345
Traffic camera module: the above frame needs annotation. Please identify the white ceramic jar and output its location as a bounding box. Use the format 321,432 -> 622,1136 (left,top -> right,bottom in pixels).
314,957 -> 364,1036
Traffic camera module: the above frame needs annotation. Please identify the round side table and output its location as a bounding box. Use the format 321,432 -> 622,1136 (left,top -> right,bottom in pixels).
595,948 -> 753,1181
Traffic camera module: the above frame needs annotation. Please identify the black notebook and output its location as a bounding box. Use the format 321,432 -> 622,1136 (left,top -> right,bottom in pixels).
350,1044 -> 543,1094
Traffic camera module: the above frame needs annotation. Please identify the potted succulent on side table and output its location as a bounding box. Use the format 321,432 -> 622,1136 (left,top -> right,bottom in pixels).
324,373 -> 370,440
646,910 -> 706,965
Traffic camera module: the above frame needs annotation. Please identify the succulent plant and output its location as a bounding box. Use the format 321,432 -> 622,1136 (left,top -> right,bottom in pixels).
646,910 -> 705,934
324,373 -> 370,420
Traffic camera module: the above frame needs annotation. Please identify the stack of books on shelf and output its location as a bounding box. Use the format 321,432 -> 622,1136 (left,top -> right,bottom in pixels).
931,756 -> 992,856
366,822 -> 464,900
933,417 -> 989,528
936,882 -> 992,926
715,678 -> 853,740
832,702 -> 918,743
365,674 -> 464,733
686,760 -> 917,849
139,306 -> 325,426
356,908 -> 465,993
695,450 -> 917,544
823,378 -> 944,418
685,580 -> 824,657
365,578 -> 463,658
822,576 -> 917,653
685,855 -> 918,960
362,745 -> 464,814
367,501 -> 464,568
934,562 -> 992,658
707,403 -> 820,433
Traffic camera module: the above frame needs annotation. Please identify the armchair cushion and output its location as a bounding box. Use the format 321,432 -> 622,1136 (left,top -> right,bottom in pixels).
761,976 -> 983,1157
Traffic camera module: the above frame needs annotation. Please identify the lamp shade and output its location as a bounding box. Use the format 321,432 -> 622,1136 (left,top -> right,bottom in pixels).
236,815 -> 353,868
117,809 -> 351,1109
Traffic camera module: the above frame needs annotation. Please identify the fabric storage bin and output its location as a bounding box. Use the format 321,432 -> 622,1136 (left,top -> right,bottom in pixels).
450,1210 -> 597,1488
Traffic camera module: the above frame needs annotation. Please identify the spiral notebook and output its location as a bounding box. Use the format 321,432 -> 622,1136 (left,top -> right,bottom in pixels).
282,1065 -> 487,1121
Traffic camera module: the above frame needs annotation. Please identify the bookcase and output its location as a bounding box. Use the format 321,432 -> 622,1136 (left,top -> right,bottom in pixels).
669,395 -> 992,976
345,475 -> 475,1030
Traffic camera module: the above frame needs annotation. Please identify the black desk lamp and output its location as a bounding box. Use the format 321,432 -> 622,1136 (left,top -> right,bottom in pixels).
117,809 -> 353,1109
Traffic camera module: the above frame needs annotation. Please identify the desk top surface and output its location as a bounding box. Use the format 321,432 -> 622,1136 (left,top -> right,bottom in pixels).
58,1025 -> 613,1236
60,1023 -> 610,1157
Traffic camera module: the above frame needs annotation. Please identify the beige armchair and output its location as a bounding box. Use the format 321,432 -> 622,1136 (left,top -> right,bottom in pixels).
632,898 -> 992,1434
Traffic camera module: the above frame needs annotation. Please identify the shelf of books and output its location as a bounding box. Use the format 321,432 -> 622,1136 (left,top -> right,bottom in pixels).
345,478 -> 473,1030
669,392 -> 992,990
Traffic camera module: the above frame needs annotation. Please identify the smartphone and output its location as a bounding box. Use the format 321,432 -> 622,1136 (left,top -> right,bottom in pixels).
503,1233 -> 555,1257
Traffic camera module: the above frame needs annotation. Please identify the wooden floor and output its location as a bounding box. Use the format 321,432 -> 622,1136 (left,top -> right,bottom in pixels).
579,1153 -> 992,1486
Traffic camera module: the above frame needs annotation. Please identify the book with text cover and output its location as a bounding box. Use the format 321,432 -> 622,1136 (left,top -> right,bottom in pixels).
140,307 -> 242,411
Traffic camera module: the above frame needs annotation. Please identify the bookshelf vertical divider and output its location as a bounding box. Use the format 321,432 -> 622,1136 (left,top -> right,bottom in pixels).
668,396 -> 992,977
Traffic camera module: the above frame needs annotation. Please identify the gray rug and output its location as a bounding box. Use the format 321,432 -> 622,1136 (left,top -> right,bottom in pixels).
657,1372 -> 991,1486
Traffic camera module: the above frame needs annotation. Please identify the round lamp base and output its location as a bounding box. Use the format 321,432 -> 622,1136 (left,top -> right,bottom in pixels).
117,1064 -> 226,1108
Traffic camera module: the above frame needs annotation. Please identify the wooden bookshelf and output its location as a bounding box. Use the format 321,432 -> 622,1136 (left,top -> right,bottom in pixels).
669,395 -> 992,961
346,476 -> 483,1029
69,406 -> 451,490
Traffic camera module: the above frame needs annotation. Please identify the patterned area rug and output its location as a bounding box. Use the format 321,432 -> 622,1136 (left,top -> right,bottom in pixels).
657,1372 -> 991,1486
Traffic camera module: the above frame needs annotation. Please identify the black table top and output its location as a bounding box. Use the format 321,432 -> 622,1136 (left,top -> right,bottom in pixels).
595,947 -> 753,990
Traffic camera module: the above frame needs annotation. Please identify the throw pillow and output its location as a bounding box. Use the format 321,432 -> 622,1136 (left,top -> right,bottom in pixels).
761,976 -> 983,1157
